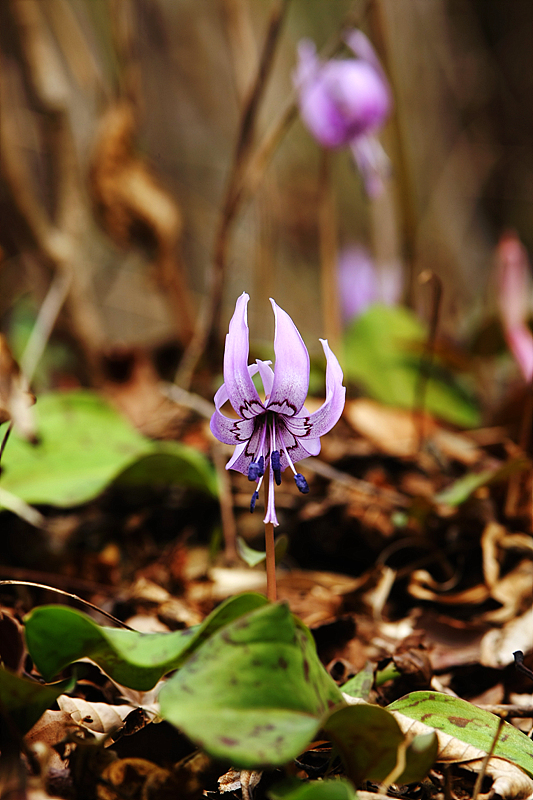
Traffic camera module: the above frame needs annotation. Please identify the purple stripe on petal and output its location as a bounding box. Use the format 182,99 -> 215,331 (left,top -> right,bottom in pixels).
210,409 -> 255,446
267,299 -> 310,416
223,293 -> 264,419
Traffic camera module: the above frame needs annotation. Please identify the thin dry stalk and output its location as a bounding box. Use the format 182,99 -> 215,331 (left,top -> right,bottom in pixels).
0,580 -> 135,630
471,714 -> 505,800
504,382 -> 533,519
414,269 -> 442,451
176,0 -> 291,389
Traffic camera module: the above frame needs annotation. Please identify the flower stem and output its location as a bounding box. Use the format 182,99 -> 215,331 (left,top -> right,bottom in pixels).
264,481 -> 277,602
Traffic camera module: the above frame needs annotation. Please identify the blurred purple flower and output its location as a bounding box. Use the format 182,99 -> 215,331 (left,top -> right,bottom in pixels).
497,231 -> 533,382
294,30 -> 392,196
210,293 -> 346,526
338,245 -> 402,323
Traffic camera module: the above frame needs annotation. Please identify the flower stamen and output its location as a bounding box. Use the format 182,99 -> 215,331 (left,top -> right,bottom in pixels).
278,427 -> 310,494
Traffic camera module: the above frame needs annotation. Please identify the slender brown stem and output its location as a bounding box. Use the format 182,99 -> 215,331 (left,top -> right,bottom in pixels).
263,482 -> 277,602
504,382 -> 533,519
414,269 -> 442,451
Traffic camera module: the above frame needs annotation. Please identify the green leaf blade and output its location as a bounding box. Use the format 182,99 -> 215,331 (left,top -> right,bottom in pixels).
159,603 -> 343,768
24,593 -> 268,691
388,691 -> 533,778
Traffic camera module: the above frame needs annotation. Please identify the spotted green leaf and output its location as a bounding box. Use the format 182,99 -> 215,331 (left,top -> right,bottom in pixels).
0,390 -> 217,510
388,692 -> 533,779
324,703 -> 437,785
24,593 -> 268,691
159,602 -> 344,768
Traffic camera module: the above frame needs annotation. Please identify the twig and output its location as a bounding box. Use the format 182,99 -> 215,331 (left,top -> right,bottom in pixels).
160,381 -> 215,419
175,0 -> 291,389
414,270 -> 442,451
504,384 -> 533,518
0,580 -> 136,630
475,704 -> 533,718
176,3 -> 372,389
514,650 -> 533,682
302,457 -> 409,507
471,714 -> 505,800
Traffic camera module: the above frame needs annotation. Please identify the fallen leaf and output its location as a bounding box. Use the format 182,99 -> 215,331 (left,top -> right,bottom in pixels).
57,695 -> 137,741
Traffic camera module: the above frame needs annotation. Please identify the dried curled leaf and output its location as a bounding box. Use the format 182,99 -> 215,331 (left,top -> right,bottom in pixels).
57,695 -> 137,741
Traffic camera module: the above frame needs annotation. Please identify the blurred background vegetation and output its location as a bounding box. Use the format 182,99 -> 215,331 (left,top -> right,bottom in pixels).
0,0 -> 531,406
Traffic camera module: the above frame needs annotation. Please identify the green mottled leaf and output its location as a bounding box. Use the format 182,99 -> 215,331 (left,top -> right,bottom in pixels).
434,458 -> 528,506
388,692 -> 533,779
25,593 -> 267,691
323,704 -> 404,784
269,778 -> 358,800
159,603 -> 344,768
0,390 -> 217,509
0,665 -> 75,738
341,663 -> 373,701
343,305 -> 480,427
324,703 -> 437,785
399,732 -> 439,785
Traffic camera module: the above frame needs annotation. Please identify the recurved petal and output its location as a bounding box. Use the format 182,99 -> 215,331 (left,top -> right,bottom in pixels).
284,338 -> 345,439
267,299 -> 310,416
223,293 -> 264,419
210,408 -> 255,446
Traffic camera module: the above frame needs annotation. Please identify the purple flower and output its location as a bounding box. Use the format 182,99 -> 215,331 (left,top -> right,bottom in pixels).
497,231 -> 533,382
210,293 -> 346,526
337,245 -> 403,323
294,30 -> 391,196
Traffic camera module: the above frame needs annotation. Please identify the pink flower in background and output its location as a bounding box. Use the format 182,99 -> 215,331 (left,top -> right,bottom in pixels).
497,231 -> 533,382
294,30 -> 392,196
337,245 -> 402,323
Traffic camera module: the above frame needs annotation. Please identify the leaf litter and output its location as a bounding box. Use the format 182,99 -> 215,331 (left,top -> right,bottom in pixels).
2,361 -> 533,800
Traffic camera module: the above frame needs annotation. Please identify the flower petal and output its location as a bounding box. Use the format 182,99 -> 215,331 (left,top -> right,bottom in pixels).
210,409 -> 255,446
223,293 -> 264,419
267,299 -> 310,416
256,359 -> 274,397
284,338 -> 345,439
349,135 -> 390,198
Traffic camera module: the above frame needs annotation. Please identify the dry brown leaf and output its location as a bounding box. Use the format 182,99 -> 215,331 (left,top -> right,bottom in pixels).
344,399 -> 482,464
57,696 -> 136,741
480,606 -> 533,668
408,569 -> 490,605
97,758 -> 178,800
